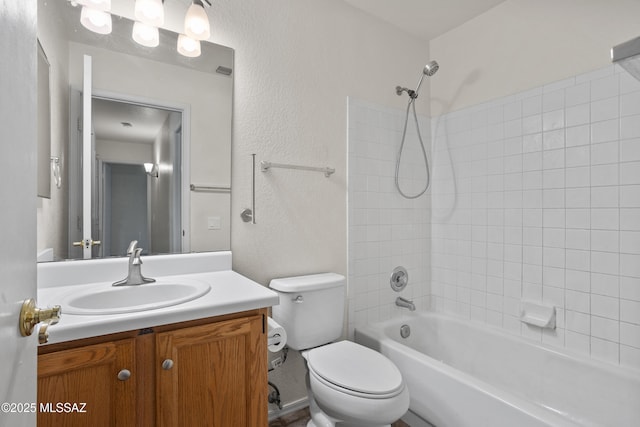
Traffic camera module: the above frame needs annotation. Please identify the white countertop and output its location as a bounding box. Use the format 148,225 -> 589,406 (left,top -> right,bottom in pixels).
37,252 -> 279,345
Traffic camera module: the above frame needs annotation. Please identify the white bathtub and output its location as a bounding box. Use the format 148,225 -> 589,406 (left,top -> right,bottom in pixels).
355,311 -> 640,427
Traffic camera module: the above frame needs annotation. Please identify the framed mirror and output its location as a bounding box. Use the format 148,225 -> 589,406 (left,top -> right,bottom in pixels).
36,0 -> 233,262
37,40 -> 52,199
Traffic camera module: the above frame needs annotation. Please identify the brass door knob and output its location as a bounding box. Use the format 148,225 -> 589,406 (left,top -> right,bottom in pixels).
72,239 -> 101,247
19,299 -> 61,343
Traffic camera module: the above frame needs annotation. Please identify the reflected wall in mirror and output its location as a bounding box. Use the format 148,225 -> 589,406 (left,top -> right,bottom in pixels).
36,0 -> 233,262
37,41 -> 52,199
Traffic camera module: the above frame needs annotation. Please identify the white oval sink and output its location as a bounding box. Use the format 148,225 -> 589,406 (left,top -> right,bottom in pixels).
60,278 -> 211,315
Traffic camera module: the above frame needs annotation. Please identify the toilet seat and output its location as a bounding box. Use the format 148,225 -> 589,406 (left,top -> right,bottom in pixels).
306,341 -> 404,399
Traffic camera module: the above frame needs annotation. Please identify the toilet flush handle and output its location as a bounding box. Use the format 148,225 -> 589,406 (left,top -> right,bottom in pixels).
292,295 -> 304,303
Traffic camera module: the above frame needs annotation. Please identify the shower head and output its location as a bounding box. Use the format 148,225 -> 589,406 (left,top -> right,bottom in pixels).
396,60 -> 439,99
423,60 -> 439,76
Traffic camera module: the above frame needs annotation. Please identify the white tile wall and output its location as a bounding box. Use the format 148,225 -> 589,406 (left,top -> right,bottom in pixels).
431,65 -> 640,370
347,98 -> 431,337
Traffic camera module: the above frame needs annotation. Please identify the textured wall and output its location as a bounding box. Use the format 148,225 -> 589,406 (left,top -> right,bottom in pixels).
111,0 -> 429,283
212,0 -> 429,285
214,1 -> 430,413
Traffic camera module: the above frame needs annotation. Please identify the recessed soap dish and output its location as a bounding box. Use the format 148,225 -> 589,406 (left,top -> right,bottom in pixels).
520,301 -> 556,329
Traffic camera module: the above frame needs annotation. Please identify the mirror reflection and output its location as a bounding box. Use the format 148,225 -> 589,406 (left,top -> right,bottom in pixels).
36,0 -> 233,262
91,97 -> 183,257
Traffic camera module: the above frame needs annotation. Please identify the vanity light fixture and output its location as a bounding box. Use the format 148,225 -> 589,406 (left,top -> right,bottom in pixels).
144,163 -> 159,178
80,6 -> 112,34
134,0 -> 165,27
132,21 -> 160,47
75,0 -> 111,12
184,0 -> 211,41
177,34 -> 201,58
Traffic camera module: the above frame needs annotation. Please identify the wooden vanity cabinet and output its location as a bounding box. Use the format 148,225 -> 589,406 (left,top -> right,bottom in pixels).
37,337 -> 137,427
37,309 -> 268,427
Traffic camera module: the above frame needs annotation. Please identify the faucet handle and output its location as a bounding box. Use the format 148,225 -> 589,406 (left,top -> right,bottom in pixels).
126,240 -> 139,255
131,248 -> 144,264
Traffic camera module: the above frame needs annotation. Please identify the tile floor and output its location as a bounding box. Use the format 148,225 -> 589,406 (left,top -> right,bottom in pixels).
269,407 -> 410,427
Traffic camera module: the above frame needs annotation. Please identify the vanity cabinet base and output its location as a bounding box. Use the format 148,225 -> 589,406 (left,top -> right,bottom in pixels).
37,309 -> 268,427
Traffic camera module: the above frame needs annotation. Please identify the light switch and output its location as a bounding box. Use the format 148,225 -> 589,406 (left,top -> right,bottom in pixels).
207,216 -> 221,230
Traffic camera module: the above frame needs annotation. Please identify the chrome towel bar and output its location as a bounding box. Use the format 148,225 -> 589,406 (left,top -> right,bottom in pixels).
190,184 -> 231,193
260,160 -> 335,177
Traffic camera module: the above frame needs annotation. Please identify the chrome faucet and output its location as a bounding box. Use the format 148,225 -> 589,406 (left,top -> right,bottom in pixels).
112,240 -> 156,286
395,296 -> 416,311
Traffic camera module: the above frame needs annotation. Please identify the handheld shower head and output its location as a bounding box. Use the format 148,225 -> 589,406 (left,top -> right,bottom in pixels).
423,60 -> 439,76
396,60 -> 439,99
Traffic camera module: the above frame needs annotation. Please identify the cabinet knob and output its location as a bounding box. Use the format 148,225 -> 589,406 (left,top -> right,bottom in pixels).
117,369 -> 131,381
162,359 -> 174,370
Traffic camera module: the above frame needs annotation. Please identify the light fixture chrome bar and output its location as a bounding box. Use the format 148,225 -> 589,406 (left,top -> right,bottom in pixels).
612,36 -> 640,82
260,161 -> 335,177
612,35 -> 640,62
190,184 -> 230,193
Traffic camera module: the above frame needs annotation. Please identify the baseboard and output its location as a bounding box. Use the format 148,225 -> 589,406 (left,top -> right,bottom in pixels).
268,397 -> 309,421
401,409 -> 435,427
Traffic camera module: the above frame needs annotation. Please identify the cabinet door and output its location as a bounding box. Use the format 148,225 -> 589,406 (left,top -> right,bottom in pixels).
38,338 -> 136,427
156,315 -> 267,427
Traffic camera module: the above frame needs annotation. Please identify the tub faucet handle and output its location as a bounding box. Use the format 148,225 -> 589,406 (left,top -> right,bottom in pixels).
390,266 -> 409,292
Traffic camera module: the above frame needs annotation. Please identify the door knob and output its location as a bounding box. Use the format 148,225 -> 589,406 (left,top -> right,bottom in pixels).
19,298 -> 61,344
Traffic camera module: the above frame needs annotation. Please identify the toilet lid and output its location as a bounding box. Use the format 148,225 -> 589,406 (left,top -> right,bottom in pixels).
306,341 -> 404,396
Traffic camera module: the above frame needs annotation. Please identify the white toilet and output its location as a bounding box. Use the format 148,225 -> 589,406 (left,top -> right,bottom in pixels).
270,273 -> 410,427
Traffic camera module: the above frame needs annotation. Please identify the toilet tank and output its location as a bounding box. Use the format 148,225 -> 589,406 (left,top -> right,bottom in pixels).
270,273 -> 345,350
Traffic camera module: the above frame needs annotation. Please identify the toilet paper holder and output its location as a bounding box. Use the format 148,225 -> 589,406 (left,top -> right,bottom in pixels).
267,317 -> 287,353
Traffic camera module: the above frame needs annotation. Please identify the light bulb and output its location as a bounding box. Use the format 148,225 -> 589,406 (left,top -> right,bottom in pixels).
184,2 -> 210,40
80,6 -> 112,35
134,0 -> 164,27
177,34 -> 201,58
132,21 -> 159,47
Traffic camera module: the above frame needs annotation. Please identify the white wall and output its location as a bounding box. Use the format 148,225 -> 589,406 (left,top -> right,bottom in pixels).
214,0 -> 429,286
96,139 -> 152,164
213,1 -> 430,412
430,0 -> 640,115
36,1 -> 69,260
111,0 -> 429,284
431,65 -> 640,370
428,0 -> 640,370
348,98 -> 431,336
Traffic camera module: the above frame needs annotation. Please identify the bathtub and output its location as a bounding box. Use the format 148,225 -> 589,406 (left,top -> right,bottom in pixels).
355,311 -> 640,427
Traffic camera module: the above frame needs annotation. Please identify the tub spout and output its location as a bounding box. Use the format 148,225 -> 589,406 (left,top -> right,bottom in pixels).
396,296 -> 415,311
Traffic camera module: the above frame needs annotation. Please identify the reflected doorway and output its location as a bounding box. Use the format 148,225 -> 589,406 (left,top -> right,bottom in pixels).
69,91 -> 186,259
101,163 -> 149,256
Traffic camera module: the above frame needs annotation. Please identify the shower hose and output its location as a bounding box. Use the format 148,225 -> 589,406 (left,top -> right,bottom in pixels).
395,98 -> 431,199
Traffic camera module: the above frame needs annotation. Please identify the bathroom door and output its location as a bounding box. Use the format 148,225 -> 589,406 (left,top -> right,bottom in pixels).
0,0 -> 38,425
